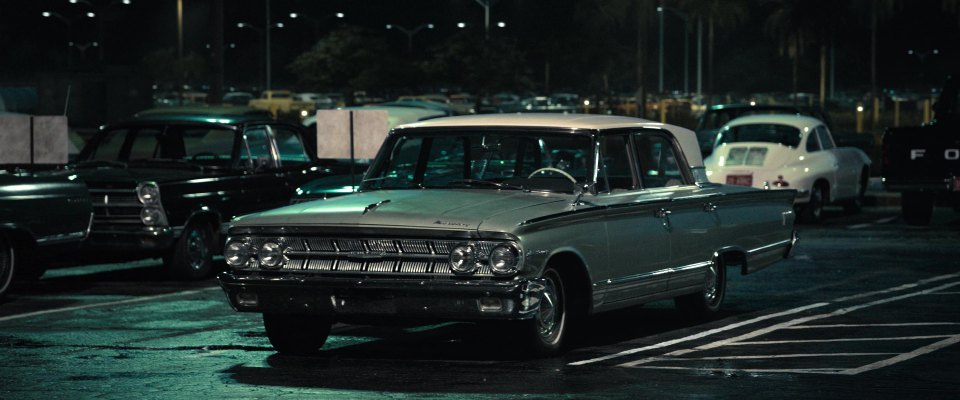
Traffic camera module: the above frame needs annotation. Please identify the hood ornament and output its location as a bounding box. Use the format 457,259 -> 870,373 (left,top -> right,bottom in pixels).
363,200 -> 391,214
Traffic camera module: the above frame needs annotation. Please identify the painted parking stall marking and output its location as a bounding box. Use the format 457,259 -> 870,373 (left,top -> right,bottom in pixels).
570,273 -> 960,375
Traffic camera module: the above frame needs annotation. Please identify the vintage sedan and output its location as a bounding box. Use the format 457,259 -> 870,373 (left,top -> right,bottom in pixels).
218,114 -> 798,356
1,173 -> 92,297
704,114 -> 872,222
70,106 -> 337,279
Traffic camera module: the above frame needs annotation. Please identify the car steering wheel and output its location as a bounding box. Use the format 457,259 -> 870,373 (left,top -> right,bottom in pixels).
527,167 -> 577,184
191,152 -> 219,161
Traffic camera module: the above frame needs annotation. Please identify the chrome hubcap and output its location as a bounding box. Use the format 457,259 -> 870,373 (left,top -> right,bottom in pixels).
537,277 -> 559,339
704,263 -> 719,304
186,229 -> 207,270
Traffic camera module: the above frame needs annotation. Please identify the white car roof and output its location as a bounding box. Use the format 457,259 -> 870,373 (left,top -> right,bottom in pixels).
397,113 -> 704,167
724,114 -> 825,130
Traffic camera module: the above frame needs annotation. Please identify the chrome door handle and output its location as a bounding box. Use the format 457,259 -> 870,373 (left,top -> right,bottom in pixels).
704,202 -> 717,212
656,208 -> 672,219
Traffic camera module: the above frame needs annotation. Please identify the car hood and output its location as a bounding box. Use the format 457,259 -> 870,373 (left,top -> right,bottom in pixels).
233,189 -> 569,231
68,166 -> 220,189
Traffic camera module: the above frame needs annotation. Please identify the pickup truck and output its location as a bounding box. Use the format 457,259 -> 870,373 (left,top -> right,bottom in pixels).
882,73 -> 960,225
248,90 -> 316,121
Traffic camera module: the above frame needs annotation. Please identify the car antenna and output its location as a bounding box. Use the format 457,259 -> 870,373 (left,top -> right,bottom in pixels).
63,84 -> 72,115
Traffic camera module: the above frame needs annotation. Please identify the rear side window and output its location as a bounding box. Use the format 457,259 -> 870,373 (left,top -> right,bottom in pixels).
815,126 -> 835,150
634,133 -> 685,188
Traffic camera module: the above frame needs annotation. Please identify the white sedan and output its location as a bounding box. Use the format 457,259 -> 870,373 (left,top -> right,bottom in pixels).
704,114 -> 872,222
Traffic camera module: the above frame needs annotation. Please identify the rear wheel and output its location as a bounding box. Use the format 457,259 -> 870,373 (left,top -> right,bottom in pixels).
675,260 -> 726,317
902,192 -> 934,225
843,170 -> 869,214
800,183 -> 827,223
263,314 -> 333,356
0,234 -> 14,298
167,222 -> 214,280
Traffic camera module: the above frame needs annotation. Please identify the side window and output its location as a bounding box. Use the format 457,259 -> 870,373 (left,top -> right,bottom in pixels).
805,130 -> 822,152
89,129 -> 128,161
182,128 -> 234,163
241,127 -> 275,169
597,134 -> 635,193
128,129 -> 163,160
272,126 -> 310,164
815,126 -> 835,150
633,133 -> 685,188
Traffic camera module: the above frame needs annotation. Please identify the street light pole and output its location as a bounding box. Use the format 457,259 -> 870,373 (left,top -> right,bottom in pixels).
474,0 -> 492,39
265,0 -> 271,91
657,2 -> 664,94
386,23 -> 435,53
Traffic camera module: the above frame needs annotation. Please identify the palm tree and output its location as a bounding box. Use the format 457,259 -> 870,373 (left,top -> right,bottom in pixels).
763,0 -> 848,109
678,0 -> 748,102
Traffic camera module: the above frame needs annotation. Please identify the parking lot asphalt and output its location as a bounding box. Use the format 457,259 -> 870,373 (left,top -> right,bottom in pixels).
0,206 -> 958,399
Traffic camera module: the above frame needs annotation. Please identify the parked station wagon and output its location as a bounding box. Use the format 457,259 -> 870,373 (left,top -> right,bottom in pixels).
218,114 -> 798,356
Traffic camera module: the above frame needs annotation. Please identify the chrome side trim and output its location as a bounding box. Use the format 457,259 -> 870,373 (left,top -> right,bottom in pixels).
594,260 -> 713,289
35,230 -> 89,244
747,239 -> 792,255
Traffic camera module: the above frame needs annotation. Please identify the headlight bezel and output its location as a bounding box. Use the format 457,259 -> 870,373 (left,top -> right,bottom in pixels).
224,240 -> 250,267
136,181 -> 161,205
488,244 -> 521,275
139,206 -> 167,226
448,243 -> 478,275
258,241 -> 285,269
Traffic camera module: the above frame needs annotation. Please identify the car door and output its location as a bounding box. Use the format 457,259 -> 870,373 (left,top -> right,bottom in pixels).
590,132 -> 672,306
631,130 -> 721,292
236,125 -> 287,215
802,125 -> 839,197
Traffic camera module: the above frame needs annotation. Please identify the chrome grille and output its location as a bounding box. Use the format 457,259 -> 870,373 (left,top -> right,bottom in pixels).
89,188 -> 143,226
234,237 -> 514,278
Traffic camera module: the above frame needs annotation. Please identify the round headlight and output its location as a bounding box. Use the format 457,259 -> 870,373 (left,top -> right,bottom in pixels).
448,244 -> 477,274
137,182 -> 161,204
258,242 -> 284,269
224,240 -> 249,267
140,206 -> 167,226
489,244 -> 520,275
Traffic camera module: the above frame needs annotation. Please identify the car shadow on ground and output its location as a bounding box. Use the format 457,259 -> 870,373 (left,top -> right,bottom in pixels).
221,303 -> 739,394
6,259 -> 223,298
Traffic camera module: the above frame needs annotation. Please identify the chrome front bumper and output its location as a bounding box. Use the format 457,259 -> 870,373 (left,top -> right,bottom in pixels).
218,271 -> 546,321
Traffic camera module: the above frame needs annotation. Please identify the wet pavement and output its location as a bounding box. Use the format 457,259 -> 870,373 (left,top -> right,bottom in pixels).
1,206 -> 958,399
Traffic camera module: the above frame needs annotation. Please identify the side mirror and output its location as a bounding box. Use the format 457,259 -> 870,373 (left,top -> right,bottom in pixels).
573,182 -> 596,206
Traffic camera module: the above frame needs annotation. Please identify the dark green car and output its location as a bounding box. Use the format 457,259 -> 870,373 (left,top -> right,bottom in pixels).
70,106 -> 337,279
0,173 -> 92,297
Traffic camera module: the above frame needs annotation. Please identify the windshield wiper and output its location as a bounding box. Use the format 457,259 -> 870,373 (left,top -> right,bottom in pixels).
441,179 -> 525,190
360,176 -> 422,190
75,160 -> 127,169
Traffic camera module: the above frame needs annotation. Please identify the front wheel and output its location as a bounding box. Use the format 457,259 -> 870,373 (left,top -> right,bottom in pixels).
674,260 -> 726,317
263,314 -> 333,356
0,234 -> 14,298
521,268 -> 568,357
167,222 -> 214,280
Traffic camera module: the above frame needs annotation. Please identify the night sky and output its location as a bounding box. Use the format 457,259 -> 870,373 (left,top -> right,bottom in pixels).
1,1 -> 959,95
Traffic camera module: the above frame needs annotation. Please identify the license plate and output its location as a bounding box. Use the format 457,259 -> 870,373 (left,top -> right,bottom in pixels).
726,175 -> 753,186
953,176 -> 960,192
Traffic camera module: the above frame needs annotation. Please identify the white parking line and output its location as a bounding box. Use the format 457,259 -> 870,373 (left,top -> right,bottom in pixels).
785,322 -> 960,329
663,352 -> 898,361
570,272 -> 960,366
846,216 -> 899,230
842,334 -> 960,375
567,302 -> 829,366
0,287 -> 221,323
728,335 -> 954,345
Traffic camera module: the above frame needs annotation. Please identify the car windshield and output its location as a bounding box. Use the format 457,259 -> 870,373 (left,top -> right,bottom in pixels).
80,127 -> 236,167
362,131 -> 594,193
716,123 -> 802,148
